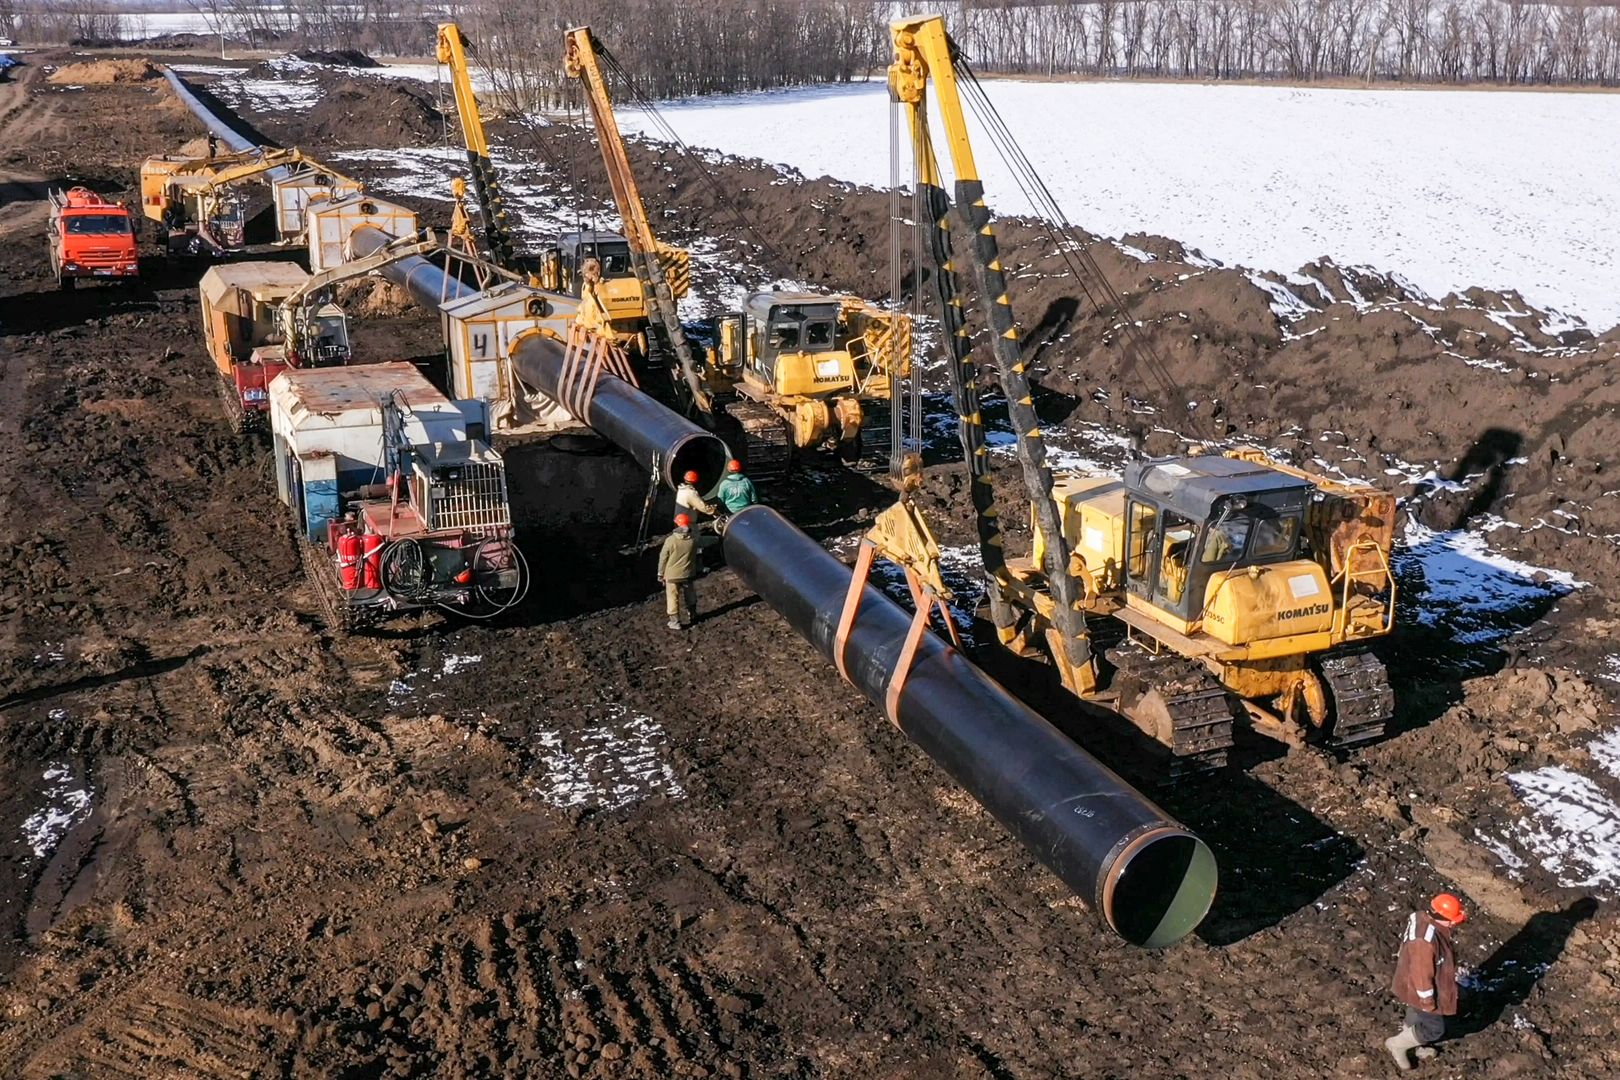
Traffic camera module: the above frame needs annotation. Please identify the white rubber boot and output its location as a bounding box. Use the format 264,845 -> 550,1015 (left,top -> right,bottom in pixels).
1385,1026 -> 1420,1071
1415,1046 -> 1438,1061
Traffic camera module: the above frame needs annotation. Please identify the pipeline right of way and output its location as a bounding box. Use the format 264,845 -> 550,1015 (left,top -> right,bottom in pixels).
168,71 -> 1219,948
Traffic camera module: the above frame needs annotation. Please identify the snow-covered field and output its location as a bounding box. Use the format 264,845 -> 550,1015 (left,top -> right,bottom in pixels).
619,79 -> 1620,330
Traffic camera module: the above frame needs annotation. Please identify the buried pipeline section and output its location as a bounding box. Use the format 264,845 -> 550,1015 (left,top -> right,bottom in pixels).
343,223 -> 1217,945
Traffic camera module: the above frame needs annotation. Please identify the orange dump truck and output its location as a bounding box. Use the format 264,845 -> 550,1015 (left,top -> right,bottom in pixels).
47,187 -> 139,290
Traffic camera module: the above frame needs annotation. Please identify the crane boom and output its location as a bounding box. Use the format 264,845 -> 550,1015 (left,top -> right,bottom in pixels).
889,14 -> 1095,690
564,26 -> 710,416
435,22 -> 519,271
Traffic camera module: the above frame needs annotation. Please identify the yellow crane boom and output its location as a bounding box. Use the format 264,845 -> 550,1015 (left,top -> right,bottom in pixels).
435,22 -> 519,271
563,25 -> 710,416
889,13 -> 1095,688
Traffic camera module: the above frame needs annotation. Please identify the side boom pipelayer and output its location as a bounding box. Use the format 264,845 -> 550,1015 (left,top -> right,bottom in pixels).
167,65 -> 1219,948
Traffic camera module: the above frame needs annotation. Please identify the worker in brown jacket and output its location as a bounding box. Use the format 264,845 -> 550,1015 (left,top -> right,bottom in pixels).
1386,892 -> 1467,1070
657,512 -> 699,630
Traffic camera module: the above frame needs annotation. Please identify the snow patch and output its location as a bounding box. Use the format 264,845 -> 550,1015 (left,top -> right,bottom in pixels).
618,80 -> 1620,327
533,705 -> 685,812
1394,519 -> 1580,646
19,764 -> 93,861
1502,767 -> 1620,891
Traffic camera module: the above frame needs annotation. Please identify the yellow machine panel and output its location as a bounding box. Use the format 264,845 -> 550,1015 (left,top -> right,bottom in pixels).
1200,560 -> 1334,645
774,350 -> 855,397
1033,476 -> 1128,594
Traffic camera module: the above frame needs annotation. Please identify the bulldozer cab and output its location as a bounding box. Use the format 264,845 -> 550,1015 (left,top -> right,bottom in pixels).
738,292 -> 851,395
548,230 -> 635,292
1122,456 -> 1311,625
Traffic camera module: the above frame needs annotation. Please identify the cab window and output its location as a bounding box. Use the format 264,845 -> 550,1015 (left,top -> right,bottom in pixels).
1127,501 -> 1157,579
65,214 -> 132,236
804,319 -> 835,351
1249,515 -> 1299,559
1201,516 -> 1251,564
1159,512 -> 1195,603
771,320 -> 801,350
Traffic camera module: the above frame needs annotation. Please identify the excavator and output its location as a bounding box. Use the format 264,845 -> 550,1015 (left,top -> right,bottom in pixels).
140,146 -> 360,258
879,14 -> 1397,775
561,25 -> 912,476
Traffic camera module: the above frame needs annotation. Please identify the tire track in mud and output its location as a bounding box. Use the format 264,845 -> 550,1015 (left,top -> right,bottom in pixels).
19,988 -> 294,1079
374,914 -> 781,1078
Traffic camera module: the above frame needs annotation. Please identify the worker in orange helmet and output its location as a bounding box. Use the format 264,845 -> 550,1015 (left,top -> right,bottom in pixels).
716,459 -> 758,514
1387,892 -> 1467,1070
675,469 -> 719,522
657,512 -> 699,630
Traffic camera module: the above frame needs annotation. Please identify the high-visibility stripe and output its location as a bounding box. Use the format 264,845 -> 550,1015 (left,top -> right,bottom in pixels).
1417,989 -> 1434,998
1424,925 -> 1435,943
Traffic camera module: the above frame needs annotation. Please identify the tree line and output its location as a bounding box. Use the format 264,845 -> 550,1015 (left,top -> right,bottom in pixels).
951,0 -> 1620,85
8,0 -> 1619,90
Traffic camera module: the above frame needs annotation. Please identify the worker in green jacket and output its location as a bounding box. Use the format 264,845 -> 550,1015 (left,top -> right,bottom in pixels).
715,459 -> 758,514
657,512 -> 699,630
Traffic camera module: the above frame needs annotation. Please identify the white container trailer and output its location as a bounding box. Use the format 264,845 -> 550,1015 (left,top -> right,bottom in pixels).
441,281 -> 585,434
269,362 -> 487,541
305,194 -> 419,275
272,169 -> 363,242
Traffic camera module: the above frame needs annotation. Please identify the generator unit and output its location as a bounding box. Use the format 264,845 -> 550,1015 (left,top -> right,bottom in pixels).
269,362 -> 526,631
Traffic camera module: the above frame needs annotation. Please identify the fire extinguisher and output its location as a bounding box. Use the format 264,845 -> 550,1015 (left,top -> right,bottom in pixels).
336,530 -> 362,590
362,532 -> 384,590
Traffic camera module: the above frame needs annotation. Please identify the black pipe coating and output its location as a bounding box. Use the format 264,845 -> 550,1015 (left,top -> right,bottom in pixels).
723,505 -> 1218,947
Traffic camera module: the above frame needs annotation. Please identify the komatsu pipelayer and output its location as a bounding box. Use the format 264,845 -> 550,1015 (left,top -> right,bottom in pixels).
880,14 -> 1397,775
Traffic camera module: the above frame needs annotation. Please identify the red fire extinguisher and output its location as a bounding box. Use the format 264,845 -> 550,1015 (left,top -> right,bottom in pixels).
362,533 -> 384,590
337,530 -> 362,590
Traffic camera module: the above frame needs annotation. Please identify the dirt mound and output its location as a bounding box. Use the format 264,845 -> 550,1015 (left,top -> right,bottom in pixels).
294,49 -> 378,68
46,60 -> 160,85
335,276 -> 414,318
305,79 -> 443,147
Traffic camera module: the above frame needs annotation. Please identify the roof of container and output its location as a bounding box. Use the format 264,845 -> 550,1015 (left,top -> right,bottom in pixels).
275,362 -> 447,414
308,192 -> 414,219
200,261 -> 309,305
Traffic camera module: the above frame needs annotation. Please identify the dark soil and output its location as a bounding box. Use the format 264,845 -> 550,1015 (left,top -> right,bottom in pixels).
2,52 -> 1618,1080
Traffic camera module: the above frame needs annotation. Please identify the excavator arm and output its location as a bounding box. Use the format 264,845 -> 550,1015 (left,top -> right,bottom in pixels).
193,148 -> 355,194
563,26 -> 710,417
435,22 -> 519,272
889,14 -> 1096,690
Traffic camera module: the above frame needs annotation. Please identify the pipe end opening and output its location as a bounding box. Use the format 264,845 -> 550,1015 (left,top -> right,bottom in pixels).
668,432 -> 731,492
1106,831 -> 1218,948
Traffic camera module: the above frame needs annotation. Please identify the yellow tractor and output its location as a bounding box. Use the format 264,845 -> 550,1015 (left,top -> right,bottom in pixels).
703,290 -> 911,475
885,14 -> 1397,774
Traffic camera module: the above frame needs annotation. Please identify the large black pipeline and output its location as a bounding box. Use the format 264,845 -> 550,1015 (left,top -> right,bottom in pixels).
349,225 -> 728,491
724,506 -> 1218,947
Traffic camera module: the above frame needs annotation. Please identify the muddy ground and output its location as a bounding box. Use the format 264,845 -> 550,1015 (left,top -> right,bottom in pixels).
2,51 -> 1619,1079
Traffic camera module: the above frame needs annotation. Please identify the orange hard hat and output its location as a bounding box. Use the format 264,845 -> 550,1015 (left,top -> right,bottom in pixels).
1431,893 -> 1466,924
683,470 -> 700,483
727,459 -> 743,473
674,513 -> 691,527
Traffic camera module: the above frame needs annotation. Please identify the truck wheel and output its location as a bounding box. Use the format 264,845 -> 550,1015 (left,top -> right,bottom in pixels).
58,275 -> 76,292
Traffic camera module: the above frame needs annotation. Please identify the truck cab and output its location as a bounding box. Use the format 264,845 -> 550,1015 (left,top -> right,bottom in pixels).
47,187 -> 139,290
